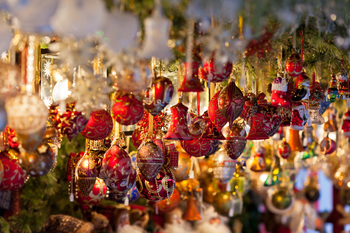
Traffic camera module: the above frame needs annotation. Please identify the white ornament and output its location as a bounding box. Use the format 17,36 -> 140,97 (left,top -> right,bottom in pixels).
50,0 -> 106,40
5,94 -> 48,134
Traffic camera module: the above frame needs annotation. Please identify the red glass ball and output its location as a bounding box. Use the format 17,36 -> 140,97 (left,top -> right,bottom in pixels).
81,109 -> 113,140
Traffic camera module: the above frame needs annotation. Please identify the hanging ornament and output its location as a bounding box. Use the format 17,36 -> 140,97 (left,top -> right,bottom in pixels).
75,178 -> 107,205
183,193 -> 202,221
320,136 -> 336,155
60,103 -> 88,141
327,74 -> 338,103
266,186 -> 295,214
304,175 -> 320,202
0,152 -> 27,191
199,58 -> 233,83
202,111 -> 226,140
139,0 -> 172,59
212,148 -> 236,184
156,188 -> 181,213
289,128 -> 303,152
173,150 -> 191,182
342,110 -> 350,137
19,142 -> 55,177
16,126 -> 46,152
250,143 -> 266,172
108,168 -> 137,201
278,139 -> 291,159
137,139 -> 164,181
113,185 -> 140,204
336,69 -> 349,99
81,109 -> 113,140
207,140 -> 221,156
180,137 -> 211,158
290,103 -> 309,131
285,53 -> 303,78
212,191 -> 234,217
271,76 -> 291,108
218,79 -> 245,128
261,104 -> 283,137
292,72 -> 310,101
144,76 -> 174,116
308,103 -> 325,125
208,91 -> 228,133
178,62 -> 204,92
164,101 -> 193,140
75,151 -> 98,196
100,144 -> 132,188
136,167 -> 175,202
224,121 -> 246,160
112,92 -> 144,125
5,94 -> 48,135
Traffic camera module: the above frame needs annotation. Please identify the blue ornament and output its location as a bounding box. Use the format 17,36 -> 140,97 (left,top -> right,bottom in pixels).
206,140 -> 221,156
319,98 -> 331,115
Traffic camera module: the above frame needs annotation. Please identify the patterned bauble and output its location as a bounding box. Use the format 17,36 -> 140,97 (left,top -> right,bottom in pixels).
261,104 -> 282,137
178,62 -> 204,92
109,166 -> 137,196
100,145 -> 132,188
207,140 -> 221,156
199,60 -> 232,83
208,91 -> 227,133
0,159 -> 4,185
0,152 -> 27,191
67,152 -> 84,182
144,76 -> 174,116
180,137 -> 211,157
213,192 -> 234,216
136,168 -> 175,202
173,151 -> 191,182
19,142 -> 54,177
225,122 -> 246,160
285,53 -> 303,78
76,178 -> 107,205
5,93 -> 48,135
137,140 -> 164,181
202,112 -> 226,140
90,150 -> 105,176
156,188 -> 181,213
16,126 -> 46,152
212,149 -> 236,183
218,79 -> 245,128
112,92 -> 144,125
164,102 -> 193,140
114,185 -> 140,204
60,103 -> 88,141
278,139 -> 291,159
81,109 -> 113,140
76,152 -> 98,196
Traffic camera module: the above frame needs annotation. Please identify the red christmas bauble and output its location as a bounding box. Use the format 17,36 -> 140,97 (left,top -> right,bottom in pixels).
61,103 -> 88,141
285,53 -> 303,78
202,112 -> 226,140
261,104 -> 283,137
155,188 -> 181,213
136,168 -> 175,202
137,140 -> 164,181
99,145 -> 132,188
278,140 -> 291,159
208,91 -> 228,133
180,137 -> 211,157
76,178 -> 107,205
199,60 -> 233,83
144,76 -> 174,116
112,92 -> 144,125
81,110 -> 113,140
0,152 -> 27,191
109,167 -> 137,201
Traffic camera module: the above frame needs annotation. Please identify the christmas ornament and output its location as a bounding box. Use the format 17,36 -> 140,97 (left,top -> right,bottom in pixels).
320,136 -> 336,155
139,1 -> 172,59
108,167 -> 137,201
60,103 -> 88,141
250,143 -> 266,172
16,126 -> 46,152
144,76 -> 174,116
178,62 -> 204,92
212,192 -> 234,217
212,148 -> 236,183
336,69 -> 349,99
224,121 -> 246,159
308,103 -> 325,125
278,139 -> 291,159
271,77 -> 290,108
101,10 -> 139,53
207,140 -> 220,156
304,176 -> 320,202
208,91 -> 228,133
0,61 -> 21,98
50,0 -> 106,40
280,107 -> 292,127
100,145 -> 132,188
180,137 -> 211,158
156,188 -> 181,213
266,186 -> 294,214
0,152 -> 27,191
164,101 -> 193,140
76,152 -> 98,196
81,109 -> 113,140
5,94 -> 48,135
183,193 -> 202,221
19,142 -> 55,177
202,112 -> 226,140
285,53 -> 303,77
246,112 -> 269,140
173,151 -> 191,182
327,74 -> 338,103
112,92 -> 144,125
289,128 -> 303,152
202,181 -> 219,203
342,110 -> 350,137
89,150 -> 105,177
261,104 -> 283,137
218,79 -> 245,128
292,72 -> 310,101
199,59 -> 233,83
290,104 -> 309,131
137,140 -> 164,181
136,167 -> 175,202
76,178 -> 107,205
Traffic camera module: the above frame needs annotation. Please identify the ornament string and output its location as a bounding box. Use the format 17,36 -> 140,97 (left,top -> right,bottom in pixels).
197,92 -> 200,115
